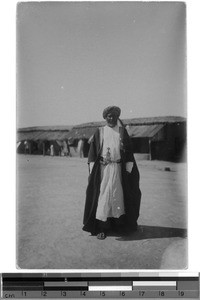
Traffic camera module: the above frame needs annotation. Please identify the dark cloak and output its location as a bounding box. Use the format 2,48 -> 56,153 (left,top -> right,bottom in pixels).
82,126 -> 141,234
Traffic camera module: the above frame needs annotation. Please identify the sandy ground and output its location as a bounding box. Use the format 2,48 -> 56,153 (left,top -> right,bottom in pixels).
16,155 -> 187,269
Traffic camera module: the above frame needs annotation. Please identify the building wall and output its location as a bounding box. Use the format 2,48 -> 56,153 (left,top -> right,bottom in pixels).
150,123 -> 186,161
17,122 -> 186,162
132,138 -> 149,153
130,123 -> 186,162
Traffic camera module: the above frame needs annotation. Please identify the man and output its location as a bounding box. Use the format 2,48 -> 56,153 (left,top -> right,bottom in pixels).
83,106 -> 141,239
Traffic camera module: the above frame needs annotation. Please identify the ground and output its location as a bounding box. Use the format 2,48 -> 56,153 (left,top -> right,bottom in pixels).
17,155 -> 187,269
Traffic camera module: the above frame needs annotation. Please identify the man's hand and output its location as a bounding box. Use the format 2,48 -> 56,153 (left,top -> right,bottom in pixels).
89,162 -> 95,174
126,162 -> 134,173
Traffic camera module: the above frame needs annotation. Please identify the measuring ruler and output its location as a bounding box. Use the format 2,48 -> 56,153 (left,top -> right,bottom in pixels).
1,272 -> 199,298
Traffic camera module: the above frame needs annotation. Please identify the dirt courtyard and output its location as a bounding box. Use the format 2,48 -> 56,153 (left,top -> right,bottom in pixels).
16,155 -> 187,269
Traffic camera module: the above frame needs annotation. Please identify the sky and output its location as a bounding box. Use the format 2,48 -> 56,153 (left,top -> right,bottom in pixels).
17,2 -> 186,128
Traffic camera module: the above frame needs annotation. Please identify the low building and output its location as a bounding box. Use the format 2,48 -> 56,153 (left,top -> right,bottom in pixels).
65,116 -> 186,162
124,116 -> 186,161
17,126 -> 72,156
17,116 -> 186,162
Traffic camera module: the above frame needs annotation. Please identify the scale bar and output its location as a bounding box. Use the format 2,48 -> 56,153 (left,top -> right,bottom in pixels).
1,273 -> 199,298
44,282 -> 87,287
89,286 -> 132,291
89,281 -> 131,286
133,281 -> 176,286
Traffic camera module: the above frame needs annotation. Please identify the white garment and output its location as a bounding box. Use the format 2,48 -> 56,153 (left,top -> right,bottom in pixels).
102,125 -> 121,161
90,161 -> 133,173
50,145 -> 54,156
96,125 -> 125,221
126,162 -> 133,173
89,124 -> 134,173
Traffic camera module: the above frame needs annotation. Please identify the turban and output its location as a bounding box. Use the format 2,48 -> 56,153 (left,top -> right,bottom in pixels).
103,106 -> 121,119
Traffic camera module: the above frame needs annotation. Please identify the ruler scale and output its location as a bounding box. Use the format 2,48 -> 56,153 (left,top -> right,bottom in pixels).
1,273 -> 199,298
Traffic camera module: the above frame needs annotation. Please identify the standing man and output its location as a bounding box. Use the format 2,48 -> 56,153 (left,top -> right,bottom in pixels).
83,106 -> 141,239
50,144 -> 54,156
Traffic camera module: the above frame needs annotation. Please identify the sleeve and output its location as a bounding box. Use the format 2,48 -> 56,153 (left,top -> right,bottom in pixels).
126,161 -> 134,173
87,129 -> 100,163
122,128 -> 135,163
88,162 -> 95,174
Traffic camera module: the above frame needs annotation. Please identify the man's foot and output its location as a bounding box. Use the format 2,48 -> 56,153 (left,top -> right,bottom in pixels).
97,232 -> 107,240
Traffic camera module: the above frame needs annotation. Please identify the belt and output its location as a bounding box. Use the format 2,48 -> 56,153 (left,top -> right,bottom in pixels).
100,156 -> 122,166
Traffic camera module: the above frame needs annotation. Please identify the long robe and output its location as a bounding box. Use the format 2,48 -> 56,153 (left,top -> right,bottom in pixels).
96,125 -> 125,221
82,126 -> 141,234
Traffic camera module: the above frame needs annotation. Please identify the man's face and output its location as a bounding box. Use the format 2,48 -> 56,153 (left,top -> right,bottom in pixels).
106,113 -> 118,127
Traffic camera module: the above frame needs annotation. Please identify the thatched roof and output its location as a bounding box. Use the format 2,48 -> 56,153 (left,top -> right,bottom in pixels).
66,127 -> 97,140
74,116 -> 186,128
66,116 -> 186,139
17,130 -> 71,142
17,116 -> 186,142
18,125 -> 72,132
66,124 -> 165,140
127,124 -> 164,138
123,116 -> 186,125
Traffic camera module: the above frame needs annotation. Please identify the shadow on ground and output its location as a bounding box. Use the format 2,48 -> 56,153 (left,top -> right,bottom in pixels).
113,225 -> 187,241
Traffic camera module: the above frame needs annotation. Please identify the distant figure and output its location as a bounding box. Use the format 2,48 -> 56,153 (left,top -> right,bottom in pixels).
59,145 -> 63,156
24,140 -> 29,155
78,139 -> 84,158
42,142 -> 46,156
66,140 -> 71,157
50,144 -> 54,156
83,106 -> 141,239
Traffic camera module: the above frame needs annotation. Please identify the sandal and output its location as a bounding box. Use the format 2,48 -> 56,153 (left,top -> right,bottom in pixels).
97,232 -> 107,240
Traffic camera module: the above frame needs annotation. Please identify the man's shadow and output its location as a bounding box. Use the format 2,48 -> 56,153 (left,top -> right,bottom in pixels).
110,225 -> 187,241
